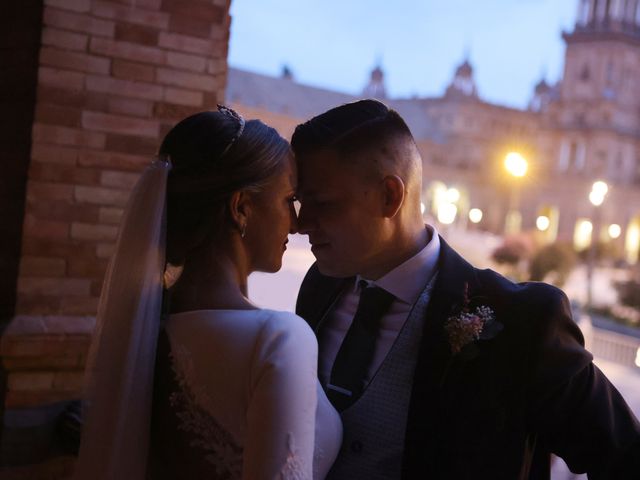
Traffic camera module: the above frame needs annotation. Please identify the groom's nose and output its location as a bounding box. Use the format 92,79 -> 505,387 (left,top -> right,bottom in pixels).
296,203 -> 313,235
289,202 -> 298,234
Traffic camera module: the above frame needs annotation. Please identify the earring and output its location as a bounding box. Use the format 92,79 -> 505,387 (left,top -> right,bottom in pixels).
241,223 -> 247,238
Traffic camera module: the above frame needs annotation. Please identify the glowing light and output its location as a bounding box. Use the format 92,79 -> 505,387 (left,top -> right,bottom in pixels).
592,180 -> 609,196
504,152 -> 528,178
437,203 -> 457,225
469,208 -> 483,224
580,221 -> 593,235
445,188 -> 460,203
574,219 -> 593,251
636,347 -> 640,368
626,223 -> 640,264
420,202 -> 426,215
608,224 -> 621,239
536,215 -> 550,231
588,190 -> 605,207
589,180 -> 608,207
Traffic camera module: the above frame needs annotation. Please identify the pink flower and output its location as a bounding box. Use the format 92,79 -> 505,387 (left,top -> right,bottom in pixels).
445,305 -> 496,354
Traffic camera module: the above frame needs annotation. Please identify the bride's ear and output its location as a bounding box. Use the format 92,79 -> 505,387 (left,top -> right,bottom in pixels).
229,190 -> 252,234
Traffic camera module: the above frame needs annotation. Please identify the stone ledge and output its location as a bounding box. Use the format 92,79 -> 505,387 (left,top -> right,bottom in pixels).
3,315 -> 96,337
1,316 -> 93,409
1,315 -> 95,361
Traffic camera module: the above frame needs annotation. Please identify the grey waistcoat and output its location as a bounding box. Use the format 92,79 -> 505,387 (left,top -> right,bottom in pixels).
325,275 -> 437,480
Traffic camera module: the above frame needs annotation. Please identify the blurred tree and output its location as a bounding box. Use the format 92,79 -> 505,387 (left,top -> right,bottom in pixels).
614,266 -> 640,310
491,234 -> 535,266
529,242 -> 577,287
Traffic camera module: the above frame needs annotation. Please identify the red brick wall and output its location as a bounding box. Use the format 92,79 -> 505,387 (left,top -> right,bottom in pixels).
2,0 -> 232,409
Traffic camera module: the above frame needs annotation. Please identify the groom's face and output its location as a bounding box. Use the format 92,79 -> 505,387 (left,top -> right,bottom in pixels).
297,149 -> 386,278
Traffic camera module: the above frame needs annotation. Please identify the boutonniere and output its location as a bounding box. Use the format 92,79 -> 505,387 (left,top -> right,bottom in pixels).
444,283 -> 503,358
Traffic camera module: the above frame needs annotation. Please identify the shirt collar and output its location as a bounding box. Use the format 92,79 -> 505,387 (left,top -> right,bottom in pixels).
356,225 -> 440,305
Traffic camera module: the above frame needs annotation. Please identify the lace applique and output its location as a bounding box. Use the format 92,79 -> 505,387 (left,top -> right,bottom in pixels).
169,343 -> 243,479
280,433 -> 308,480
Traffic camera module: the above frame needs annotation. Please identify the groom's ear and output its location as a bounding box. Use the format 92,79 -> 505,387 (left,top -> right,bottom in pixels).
229,190 -> 252,229
381,175 -> 405,218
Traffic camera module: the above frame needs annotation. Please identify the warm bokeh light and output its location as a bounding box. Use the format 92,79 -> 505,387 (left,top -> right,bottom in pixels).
445,187 -> 460,203
589,180 -> 609,206
588,190 -> 605,207
437,202 -> 457,225
626,223 -> 640,264
536,215 -> 550,231
504,152 -> 528,178
469,208 -> 483,224
574,219 -> 593,251
608,224 -> 621,239
592,180 -> 609,196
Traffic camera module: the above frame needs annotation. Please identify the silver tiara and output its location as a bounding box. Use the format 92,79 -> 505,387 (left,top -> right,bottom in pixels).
217,104 -> 245,156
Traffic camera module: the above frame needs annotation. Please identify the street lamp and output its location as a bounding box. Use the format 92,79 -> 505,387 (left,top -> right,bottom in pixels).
504,152 -> 528,234
586,180 -> 608,309
608,224 -> 621,239
469,208 -> 483,224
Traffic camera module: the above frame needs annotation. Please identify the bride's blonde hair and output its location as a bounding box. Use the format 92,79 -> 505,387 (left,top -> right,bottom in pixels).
159,110 -> 290,268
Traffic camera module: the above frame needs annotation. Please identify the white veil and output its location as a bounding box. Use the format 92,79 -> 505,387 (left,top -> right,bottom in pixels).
74,158 -> 170,479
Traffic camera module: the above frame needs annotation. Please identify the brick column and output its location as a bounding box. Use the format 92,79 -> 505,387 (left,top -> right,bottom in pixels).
1,0 -> 231,409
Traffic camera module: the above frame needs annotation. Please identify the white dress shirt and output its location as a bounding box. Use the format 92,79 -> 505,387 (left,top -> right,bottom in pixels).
318,226 -> 441,386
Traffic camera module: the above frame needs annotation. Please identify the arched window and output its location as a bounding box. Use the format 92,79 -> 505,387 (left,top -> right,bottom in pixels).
578,0 -> 591,24
596,0 -> 608,21
624,0 -> 638,23
610,0 -> 624,19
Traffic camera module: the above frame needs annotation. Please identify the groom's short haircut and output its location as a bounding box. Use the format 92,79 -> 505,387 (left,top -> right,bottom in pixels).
291,99 -> 421,180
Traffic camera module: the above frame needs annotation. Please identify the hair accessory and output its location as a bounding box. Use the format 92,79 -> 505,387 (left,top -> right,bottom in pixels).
163,262 -> 184,289
217,104 -> 246,156
154,153 -> 172,167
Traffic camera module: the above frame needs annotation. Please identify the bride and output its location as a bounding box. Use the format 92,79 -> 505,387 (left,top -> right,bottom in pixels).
73,107 -> 342,479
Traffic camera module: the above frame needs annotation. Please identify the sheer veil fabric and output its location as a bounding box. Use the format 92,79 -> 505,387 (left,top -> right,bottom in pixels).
74,159 -> 170,479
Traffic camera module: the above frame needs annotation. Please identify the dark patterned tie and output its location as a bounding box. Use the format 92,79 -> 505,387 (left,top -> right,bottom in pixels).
327,280 -> 395,411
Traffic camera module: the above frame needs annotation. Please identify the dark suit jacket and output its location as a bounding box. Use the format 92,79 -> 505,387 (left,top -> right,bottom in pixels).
296,237 -> 640,479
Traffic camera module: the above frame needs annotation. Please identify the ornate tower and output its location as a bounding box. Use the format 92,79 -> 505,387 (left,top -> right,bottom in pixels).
529,77 -> 555,112
551,0 -> 640,185
444,58 -> 478,99
362,64 -> 387,99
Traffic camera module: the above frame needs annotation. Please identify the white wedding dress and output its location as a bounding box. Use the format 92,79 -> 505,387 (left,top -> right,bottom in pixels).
149,309 -> 342,480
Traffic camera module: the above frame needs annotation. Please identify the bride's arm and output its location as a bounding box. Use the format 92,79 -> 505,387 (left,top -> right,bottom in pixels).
243,313 -> 318,480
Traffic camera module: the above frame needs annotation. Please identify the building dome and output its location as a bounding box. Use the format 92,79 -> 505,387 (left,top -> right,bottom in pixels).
445,57 -> 478,99
362,64 -> 387,99
455,59 -> 473,78
534,78 -> 551,95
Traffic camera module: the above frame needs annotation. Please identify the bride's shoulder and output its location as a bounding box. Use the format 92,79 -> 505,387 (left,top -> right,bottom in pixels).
256,309 -> 315,342
252,309 -> 317,359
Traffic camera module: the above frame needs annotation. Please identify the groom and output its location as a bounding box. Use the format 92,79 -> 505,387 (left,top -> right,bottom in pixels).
291,99 -> 640,479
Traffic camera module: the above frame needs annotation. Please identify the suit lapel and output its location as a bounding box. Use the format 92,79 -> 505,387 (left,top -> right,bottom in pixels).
403,236 -> 482,478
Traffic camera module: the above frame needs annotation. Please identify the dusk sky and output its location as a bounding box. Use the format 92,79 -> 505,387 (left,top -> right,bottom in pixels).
228,0 -> 577,109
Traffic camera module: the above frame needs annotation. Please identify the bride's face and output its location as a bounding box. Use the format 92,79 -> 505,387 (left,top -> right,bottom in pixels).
246,155 -> 298,273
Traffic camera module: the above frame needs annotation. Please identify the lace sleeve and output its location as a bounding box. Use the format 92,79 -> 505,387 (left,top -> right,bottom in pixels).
242,313 -> 318,480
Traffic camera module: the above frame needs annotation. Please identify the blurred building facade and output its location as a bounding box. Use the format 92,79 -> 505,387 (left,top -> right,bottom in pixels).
227,0 -> 640,265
